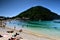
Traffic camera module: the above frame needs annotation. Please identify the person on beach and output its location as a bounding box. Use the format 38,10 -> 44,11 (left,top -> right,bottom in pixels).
8,37 -> 16,40
14,33 -> 19,37
0,35 -> 3,37
14,26 -> 16,30
8,33 -> 23,40
19,29 -> 22,32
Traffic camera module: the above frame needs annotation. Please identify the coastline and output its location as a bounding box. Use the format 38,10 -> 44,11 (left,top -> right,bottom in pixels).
22,28 -> 60,40
2,26 -> 60,40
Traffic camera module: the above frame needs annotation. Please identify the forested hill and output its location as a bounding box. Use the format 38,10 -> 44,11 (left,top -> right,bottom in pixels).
12,6 -> 60,20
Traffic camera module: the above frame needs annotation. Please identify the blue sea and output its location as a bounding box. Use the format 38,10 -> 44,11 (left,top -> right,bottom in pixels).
6,20 -> 60,37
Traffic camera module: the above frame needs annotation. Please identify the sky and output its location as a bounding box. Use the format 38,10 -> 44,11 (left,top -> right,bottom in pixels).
0,0 -> 60,17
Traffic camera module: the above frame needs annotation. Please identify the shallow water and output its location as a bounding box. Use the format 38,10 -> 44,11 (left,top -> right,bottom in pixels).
6,20 -> 60,37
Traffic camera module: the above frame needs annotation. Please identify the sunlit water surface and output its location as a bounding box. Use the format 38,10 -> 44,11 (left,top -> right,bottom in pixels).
6,20 -> 60,37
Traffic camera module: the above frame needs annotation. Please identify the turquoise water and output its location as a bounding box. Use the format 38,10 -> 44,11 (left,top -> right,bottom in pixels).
6,20 -> 60,37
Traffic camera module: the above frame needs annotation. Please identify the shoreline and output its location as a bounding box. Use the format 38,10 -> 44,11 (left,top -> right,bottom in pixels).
22,29 -> 60,40
4,26 -> 60,40
0,27 -> 60,40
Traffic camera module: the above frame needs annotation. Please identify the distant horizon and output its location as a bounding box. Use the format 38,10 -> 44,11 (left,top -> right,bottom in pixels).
0,0 -> 60,17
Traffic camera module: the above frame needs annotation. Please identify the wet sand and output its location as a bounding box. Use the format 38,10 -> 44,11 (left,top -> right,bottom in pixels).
0,27 -> 60,40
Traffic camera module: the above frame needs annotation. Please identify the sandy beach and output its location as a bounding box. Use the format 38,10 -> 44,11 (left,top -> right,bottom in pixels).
0,27 -> 60,40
